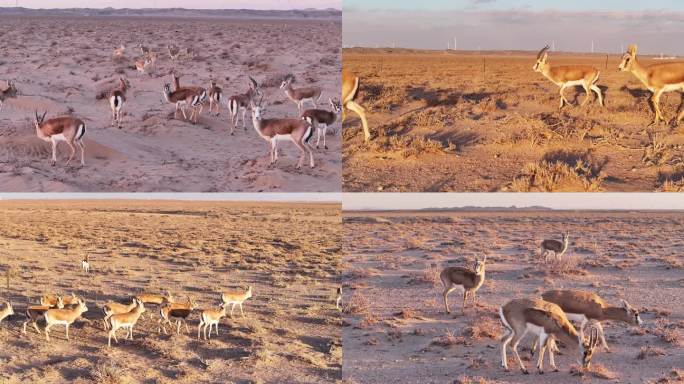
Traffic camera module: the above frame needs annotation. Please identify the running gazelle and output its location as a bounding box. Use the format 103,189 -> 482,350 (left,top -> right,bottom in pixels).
533,45 -> 604,110
500,298 -> 600,374
619,44 -> 684,126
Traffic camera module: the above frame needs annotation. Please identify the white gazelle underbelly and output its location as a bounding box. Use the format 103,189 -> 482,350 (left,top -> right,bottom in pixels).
563,80 -> 585,87
662,83 -> 684,92
564,313 -> 588,324
274,134 -> 293,142
525,322 -> 547,338
50,134 -> 67,142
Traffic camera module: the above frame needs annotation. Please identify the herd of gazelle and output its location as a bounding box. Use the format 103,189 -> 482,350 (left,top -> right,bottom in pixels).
438,234 -> 643,374
1,286 -> 254,347
1,42 -> 340,169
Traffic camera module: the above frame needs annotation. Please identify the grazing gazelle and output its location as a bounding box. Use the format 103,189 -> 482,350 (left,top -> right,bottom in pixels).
619,44 -> 684,126
158,297 -> 198,335
342,70 -> 370,142
440,254 -> 486,314
0,80 -> 18,112
106,77 -> 130,128
280,74 -> 322,112
533,45 -> 604,110
301,98 -> 341,150
197,302 -> 228,340
0,302 -> 14,326
23,297 -> 64,335
227,76 -> 262,134
102,298 -> 137,330
34,111 -> 87,167
208,80 -> 223,116
540,233 -> 569,262
535,290 -> 642,352
44,299 -> 88,341
81,254 -> 90,273
107,299 -> 145,347
162,83 -> 205,123
500,298 -> 600,374
221,286 -> 253,317
251,99 -> 315,169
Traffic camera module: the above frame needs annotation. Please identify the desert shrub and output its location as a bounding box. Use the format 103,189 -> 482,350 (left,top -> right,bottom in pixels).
506,151 -> 607,192
642,132 -> 672,166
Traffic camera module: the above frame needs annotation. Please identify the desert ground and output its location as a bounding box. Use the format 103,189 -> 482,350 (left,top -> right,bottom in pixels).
342,210 -> 684,383
0,11 -> 341,192
0,200 -> 341,383
343,49 -> 684,192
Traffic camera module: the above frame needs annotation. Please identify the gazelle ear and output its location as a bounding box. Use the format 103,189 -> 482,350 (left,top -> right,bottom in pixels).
621,299 -> 630,309
627,44 -> 637,56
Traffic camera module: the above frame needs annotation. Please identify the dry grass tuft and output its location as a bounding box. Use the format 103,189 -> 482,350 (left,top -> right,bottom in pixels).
637,346 -> 667,360
462,314 -> 502,340
430,329 -> 466,347
507,153 -> 606,192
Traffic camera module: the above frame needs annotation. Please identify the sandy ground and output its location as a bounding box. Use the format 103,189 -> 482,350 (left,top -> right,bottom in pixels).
0,200 -> 341,383
342,210 -> 684,384
0,14 -> 341,192
343,49 -> 684,192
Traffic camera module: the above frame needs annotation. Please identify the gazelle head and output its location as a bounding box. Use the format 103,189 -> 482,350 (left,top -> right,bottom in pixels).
279,74 -> 294,89
119,76 -> 130,89
163,83 -> 173,94
619,44 -> 638,72
34,110 -> 48,128
5,80 -> 17,96
620,299 -> 642,325
329,98 -> 341,113
3,301 -> 14,316
251,95 -> 265,119
248,76 -> 262,97
533,45 -> 550,72
579,326 -> 600,368
474,254 -> 487,274
245,285 -> 253,299
562,232 -> 570,243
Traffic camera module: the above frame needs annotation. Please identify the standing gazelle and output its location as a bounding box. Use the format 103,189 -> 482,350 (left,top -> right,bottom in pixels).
197,302 -> 228,340
0,302 -> 14,326
227,76 -> 262,134
221,286 -> 253,317
619,44 -> 684,126
342,70 -> 370,142
280,74 -> 322,112
44,299 -> 88,341
0,80 -> 18,112
251,98 -> 315,169
536,290 -> 642,352
162,84 -> 205,123
107,299 -> 145,347
301,98 -> 341,150
208,80 -> 223,116
540,233 -> 569,263
34,111 -> 87,167
500,298 -> 600,374
107,77 -> 130,128
440,254 -> 486,314
533,45 -> 604,110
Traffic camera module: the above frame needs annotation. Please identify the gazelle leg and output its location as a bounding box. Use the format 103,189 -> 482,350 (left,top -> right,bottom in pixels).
559,84 -> 569,109
462,291 -> 469,313
651,89 -> 665,125
537,333 -> 547,374
230,303 -> 236,317
50,139 -> 58,166
316,125 -> 322,148
65,141 -> 76,166
547,338 -> 558,371
240,303 -> 245,317
184,320 -> 189,333
197,321 -> 203,340
511,329 -> 529,374
323,124 -> 328,149
345,101 -> 370,142
292,138 -> 307,169
65,324 -> 70,340
595,321 -> 610,351
77,140 -> 85,166
443,284 -> 456,314
306,141 -> 315,168
581,84 -> 592,106
241,108 -> 247,130
591,84 -> 604,107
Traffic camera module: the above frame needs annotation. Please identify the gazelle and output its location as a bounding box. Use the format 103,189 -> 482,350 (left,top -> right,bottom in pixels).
81,254 -> 90,273
535,290 -> 642,352
619,44 -> 684,126
251,98 -> 315,169
24,297 -> 64,335
106,77 -> 130,128
167,45 -> 181,61
500,298 -> 600,374
102,298 -> 137,330
61,293 -> 80,306
540,233 -> 569,263
221,286 -> 252,318
113,44 -> 125,57
34,110 -> 87,167
170,73 -> 207,116
342,70 -> 370,142
162,83 -> 205,123
533,45 -> 604,110
138,42 -> 150,56
158,297 -> 197,335
227,76 -> 262,134
44,299 -> 88,341
280,74 -> 322,112
208,80 -> 223,116
0,80 -> 18,112
301,98 -> 341,150
0,302 -> 14,326
107,299 -> 145,347
135,291 -> 174,307
197,302 -> 228,340
40,294 -> 64,308
440,254 -> 486,314
336,287 -> 342,310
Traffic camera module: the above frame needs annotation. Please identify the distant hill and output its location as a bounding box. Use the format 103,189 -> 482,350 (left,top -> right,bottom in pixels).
418,206 -> 553,212
0,7 -> 341,20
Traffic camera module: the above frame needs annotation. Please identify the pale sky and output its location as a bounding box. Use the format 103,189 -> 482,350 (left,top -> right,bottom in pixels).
0,0 -> 340,9
0,193 -> 341,203
344,0 -> 684,54
344,193 -> 684,211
